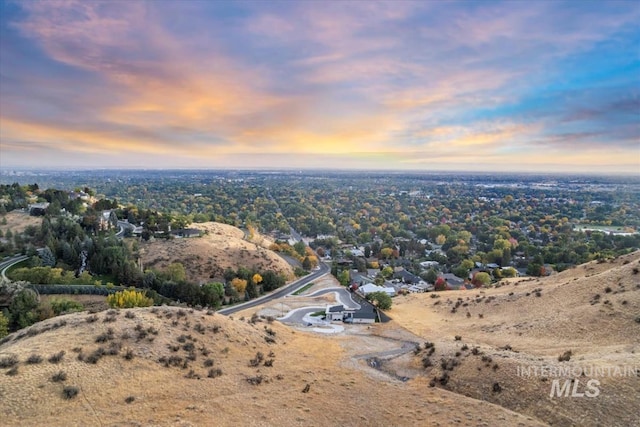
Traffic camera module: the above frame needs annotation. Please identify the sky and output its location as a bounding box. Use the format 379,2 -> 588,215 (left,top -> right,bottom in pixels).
0,0 -> 639,174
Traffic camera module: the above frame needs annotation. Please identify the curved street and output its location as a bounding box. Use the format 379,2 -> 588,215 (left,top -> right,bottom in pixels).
217,262 -> 330,315
303,287 -> 361,310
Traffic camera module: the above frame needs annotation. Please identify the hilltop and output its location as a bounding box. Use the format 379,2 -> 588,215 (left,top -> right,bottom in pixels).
0,307 -> 544,427
386,251 -> 640,426
139,222 -> 294,283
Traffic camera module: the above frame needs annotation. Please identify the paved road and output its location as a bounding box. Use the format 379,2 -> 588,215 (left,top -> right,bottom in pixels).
1,254 -> 30,280
305,287 -> 361,309
217,262 -> 330,315
115,220 -> 135,238
279,306 -> 327,324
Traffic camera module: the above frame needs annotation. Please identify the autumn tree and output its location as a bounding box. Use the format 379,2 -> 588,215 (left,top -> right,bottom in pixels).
107,289 -> 153,308
231,278 -> 248,295
380,247 -> 394,259
434,277 -> 447,291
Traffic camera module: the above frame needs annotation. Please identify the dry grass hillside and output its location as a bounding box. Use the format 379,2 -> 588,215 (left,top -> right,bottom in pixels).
139,222 -> 294,284
387,251 -> 640,427
0,211 -> 42,235
0,307 -> 545,427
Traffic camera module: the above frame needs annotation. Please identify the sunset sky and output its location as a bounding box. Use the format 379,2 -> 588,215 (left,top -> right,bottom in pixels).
1,0 -> 638,173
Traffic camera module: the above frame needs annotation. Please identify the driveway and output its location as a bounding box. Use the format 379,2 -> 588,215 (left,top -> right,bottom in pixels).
304,287 -> 361,309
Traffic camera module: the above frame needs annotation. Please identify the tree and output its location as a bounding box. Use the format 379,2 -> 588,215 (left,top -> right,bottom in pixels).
246,280 -> 259,300
366,291 -> 392,310
40,246 -> 56,267
421,269 -> 438,284
526,263 -> 543,277
502,267 -> 517,278
472,272 -> 491,288
434,277 -> 447,291
252,274 -> 263,285
49,298 -> 84,315
302,256 -> 312,271
107,290 -> 153,308
165,262 -> 186,282
231,278 -> 247,294
380,247 -> 394,259
9,288 -> 39,329
337,270 -> 350,287
260,271 -> 284,292
293,241 -> 306,257
381,266 -> 394,279
0,312 -> 8,338
435,234 -> 446,245
458,230 -> 472,244
202,282 -> 224,308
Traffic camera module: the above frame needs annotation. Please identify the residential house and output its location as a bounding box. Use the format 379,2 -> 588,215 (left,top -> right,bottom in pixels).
28,202 -> 49,216
393,268 -> 421,284
344,311 -> 376,324
170,228 -> 202,238
441,273 -> 465,288
325,304 -> 345,322
98,210 -> 118,231
358,283 -> 396,297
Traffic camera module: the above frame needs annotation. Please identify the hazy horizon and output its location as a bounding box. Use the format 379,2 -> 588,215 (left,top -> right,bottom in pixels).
1,1 -> 639,173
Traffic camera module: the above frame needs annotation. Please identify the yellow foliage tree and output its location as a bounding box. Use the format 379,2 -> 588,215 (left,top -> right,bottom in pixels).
380,247 -> 394,259
252,274 -> 263,284
231,278 -> 247,294
247,224 -> 256,240
106,290 -> 153,308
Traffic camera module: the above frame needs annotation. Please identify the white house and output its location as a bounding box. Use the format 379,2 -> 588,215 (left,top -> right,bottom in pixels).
359,283 -> 396,297
420,260 -> 440,268
325,304 -> 345,322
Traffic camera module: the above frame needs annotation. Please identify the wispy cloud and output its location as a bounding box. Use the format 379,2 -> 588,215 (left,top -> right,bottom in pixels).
1,0 -> 638,173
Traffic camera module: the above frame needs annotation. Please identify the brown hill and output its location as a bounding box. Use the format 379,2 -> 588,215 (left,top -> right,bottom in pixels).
139,222 -> 294,283
0,307 -> 544,427
0,211 -> 42,236
387,251 -> 640,427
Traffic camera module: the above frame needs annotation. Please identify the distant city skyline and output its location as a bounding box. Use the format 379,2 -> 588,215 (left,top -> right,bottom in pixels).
1,1 -> 638,174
